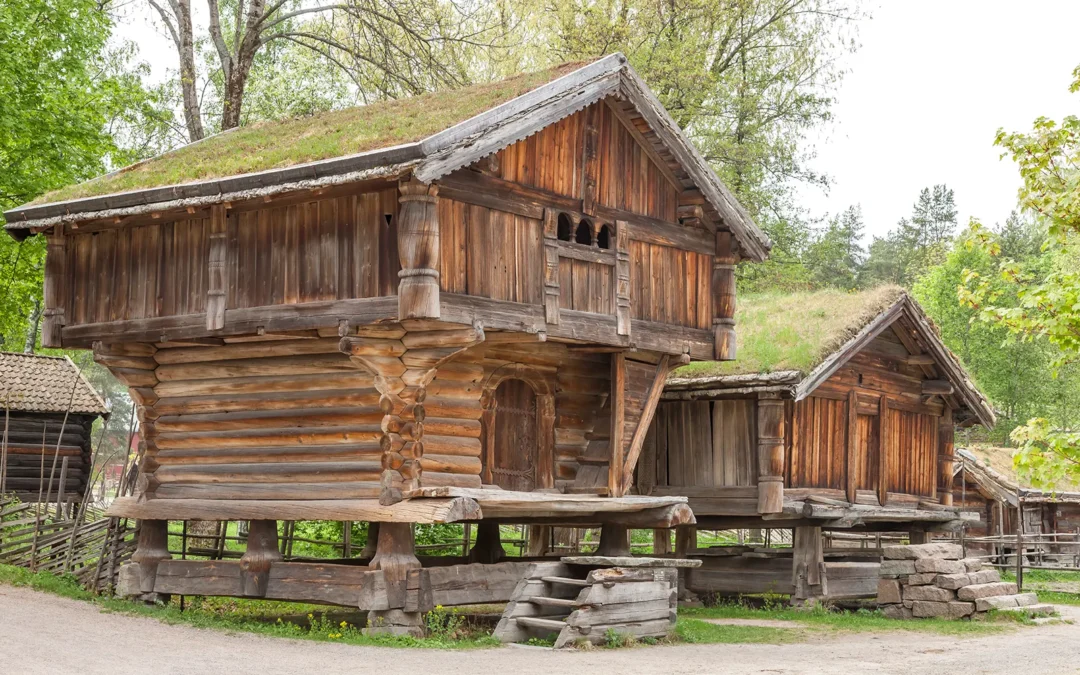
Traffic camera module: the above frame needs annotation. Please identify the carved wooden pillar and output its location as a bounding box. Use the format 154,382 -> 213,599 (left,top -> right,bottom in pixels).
205,204 -> 227,330
469,521 -> 506,564
581,105 -> 600,216
878,396 -> 890,507
757,394 -> 785,514
131,519 -> 171,595
712,231 -> 738,360
542,209 -> 560,325
397,180 -> 440,320
240,520 -> 282,597
614,220 -> 631,337
42,226 -> 66,348
938,406 -> 955,506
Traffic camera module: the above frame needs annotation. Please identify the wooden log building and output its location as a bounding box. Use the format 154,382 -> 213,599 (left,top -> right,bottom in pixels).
0,352 -> 108,504
647,287 -> 996,601
953,448 -> 1080,563
3,54 -> 771,632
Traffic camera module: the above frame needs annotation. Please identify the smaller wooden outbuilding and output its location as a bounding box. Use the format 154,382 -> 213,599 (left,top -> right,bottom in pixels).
640,287 -> 995,601
0,352 -> 108,504
953,447 -> 1080,564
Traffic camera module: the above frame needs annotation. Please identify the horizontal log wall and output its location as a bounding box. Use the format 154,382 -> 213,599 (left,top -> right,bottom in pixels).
148,337 -> 382,500
1,412 -> 94,501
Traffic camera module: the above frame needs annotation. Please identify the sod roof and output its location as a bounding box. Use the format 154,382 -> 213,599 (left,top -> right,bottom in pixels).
958,445 -> 1080,500
32,61 -> 590,206
675,285 -> 907,379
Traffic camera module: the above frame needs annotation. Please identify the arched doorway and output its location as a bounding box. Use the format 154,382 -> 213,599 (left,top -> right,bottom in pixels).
480,365 -> 555,492
488,379 -> 538,491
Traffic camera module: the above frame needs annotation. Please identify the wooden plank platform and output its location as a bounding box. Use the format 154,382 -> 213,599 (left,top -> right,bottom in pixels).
562,555 -> 702,568
107,496 -> 482,524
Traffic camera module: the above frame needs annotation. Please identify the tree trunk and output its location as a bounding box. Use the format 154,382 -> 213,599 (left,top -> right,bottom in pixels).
23,298 -> 41,353
176,0 -> 205,141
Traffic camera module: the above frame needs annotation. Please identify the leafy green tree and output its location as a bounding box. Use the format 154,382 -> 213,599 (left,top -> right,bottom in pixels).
863,184 -> 957,288
961,65 -> 1080,487
803,205 -> 865,290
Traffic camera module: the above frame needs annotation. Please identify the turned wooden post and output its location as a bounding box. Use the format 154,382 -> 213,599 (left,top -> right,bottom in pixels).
596,524 -> 630,557
614,220 -> 631,337
361,522 -> 380,559
608,353 -> 626,497
542,209 -> 560,325
712,231 -> 738,360
397,180 -> 440,319
938,406 -> 955,506
42,226 -> 66,348
240,520 -> 282,597
757,394 -> 785,514
527,525 -> 552,556
131,520 -> 171,595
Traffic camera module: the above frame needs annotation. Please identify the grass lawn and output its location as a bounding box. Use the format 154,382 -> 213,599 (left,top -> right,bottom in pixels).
1001,569 -> 1080,606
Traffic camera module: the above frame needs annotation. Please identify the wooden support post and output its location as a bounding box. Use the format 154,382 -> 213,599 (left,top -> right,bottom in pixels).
938,406 -> 955,506
362,522 -> 379,559
792,525 -> 826,604
240,520 -> 282,597
878,397 -> 890,507
367,522 -> 425,636
674,526 -> 696,558
608,353 -> 626,497
528,525 -> 552,556
542,209 -> 560,325
42,226 -> 66,348
468,522 -> 506,564
653,528 -> 672,555
1016,488 -> 1024,591
712,231 -> 737,360
614,220 -> 631,337
596,524 -> 631,557
845,390 -> 858,504
205,204 -> 227,330
621,355 -> 671,494
756,394 -> 785,514
909,531 -> 928,545
131,519 -> 170,596
397,180 -> 440,320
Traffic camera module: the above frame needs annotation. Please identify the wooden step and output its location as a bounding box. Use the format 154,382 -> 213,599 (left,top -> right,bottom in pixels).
541,576 -> 589,587
528,596 -> 579,608
515,616 -> 568,631
575,456 -> 610,466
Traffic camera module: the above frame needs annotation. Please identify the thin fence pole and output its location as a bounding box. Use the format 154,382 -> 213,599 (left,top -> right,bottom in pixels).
1016,488 -> 1024,591
0,388 -> 10,496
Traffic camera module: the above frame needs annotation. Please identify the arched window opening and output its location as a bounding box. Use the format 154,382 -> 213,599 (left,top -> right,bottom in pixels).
557,213 -> 573,241
597,223 -> 613,250
575,218 -> 594,246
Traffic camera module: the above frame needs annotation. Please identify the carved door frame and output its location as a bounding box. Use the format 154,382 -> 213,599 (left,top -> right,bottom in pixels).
480,364 -> 556,491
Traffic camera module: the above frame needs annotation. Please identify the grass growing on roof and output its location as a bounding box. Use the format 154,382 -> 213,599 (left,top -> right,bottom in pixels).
32,61 -> 590,206
675,285 -> 905,379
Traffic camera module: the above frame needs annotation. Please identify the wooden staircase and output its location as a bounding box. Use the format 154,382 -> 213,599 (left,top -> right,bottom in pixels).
493,561 -> 678,648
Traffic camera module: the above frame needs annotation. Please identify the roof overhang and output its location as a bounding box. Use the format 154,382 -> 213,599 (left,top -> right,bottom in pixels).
4,54 -> 771,261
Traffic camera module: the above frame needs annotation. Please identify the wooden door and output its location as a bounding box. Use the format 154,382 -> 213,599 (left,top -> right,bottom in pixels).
489,379 -> 538,491
853,413 -> 879,492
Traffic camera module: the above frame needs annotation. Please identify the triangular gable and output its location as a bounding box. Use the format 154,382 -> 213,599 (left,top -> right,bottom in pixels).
4,54 -> 770,261
795,295 -> 996,428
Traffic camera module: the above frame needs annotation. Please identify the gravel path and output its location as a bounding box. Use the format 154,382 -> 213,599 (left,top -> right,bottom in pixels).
3,584 -> 1079,675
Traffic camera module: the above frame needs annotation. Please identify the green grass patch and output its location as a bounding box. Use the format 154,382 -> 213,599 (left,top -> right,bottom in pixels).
683,600 -> 1011,637
674,618 -> 800,644
1033,590 -> 1080,606
0,564 -> 497,649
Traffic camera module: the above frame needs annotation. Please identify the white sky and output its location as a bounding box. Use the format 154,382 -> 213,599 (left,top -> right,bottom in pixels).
114,0 -> 1080,240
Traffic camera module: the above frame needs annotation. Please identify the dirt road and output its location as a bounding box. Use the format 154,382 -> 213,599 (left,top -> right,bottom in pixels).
3,584 -> 1079,675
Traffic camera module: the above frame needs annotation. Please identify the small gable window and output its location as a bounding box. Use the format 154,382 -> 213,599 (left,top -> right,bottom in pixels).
597,223 -> 612,250
557,213 -> 573,242
575,218 -> 593,246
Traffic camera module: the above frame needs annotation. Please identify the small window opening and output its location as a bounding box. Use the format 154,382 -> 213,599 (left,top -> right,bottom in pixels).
597,223 -> 612,249
384,213 -> 394,227
557,213 -> 573,241
575,218 -> 594,246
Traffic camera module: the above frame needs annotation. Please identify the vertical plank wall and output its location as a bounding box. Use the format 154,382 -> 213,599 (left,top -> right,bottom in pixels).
645,401 -> 757,488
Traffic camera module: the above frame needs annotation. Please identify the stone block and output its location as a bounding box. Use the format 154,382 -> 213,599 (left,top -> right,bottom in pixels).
903,599 -> 914,609
933,573 -> 972,590
957,582 -> 1019,601
882,604 -> 913,620
116,563 -> 141,599
906,573 -> 937,586
914,558 -> 965,574
962,558 -> 985,572
880,560 -> 917,577
877,579 -> 902,604
882,543 -> 963,560
912,600 -> 975,619
999,604 -> 1055,618
975,592 -> 1039,612
904,585 -> 955,602
968,569 -> 1001,585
